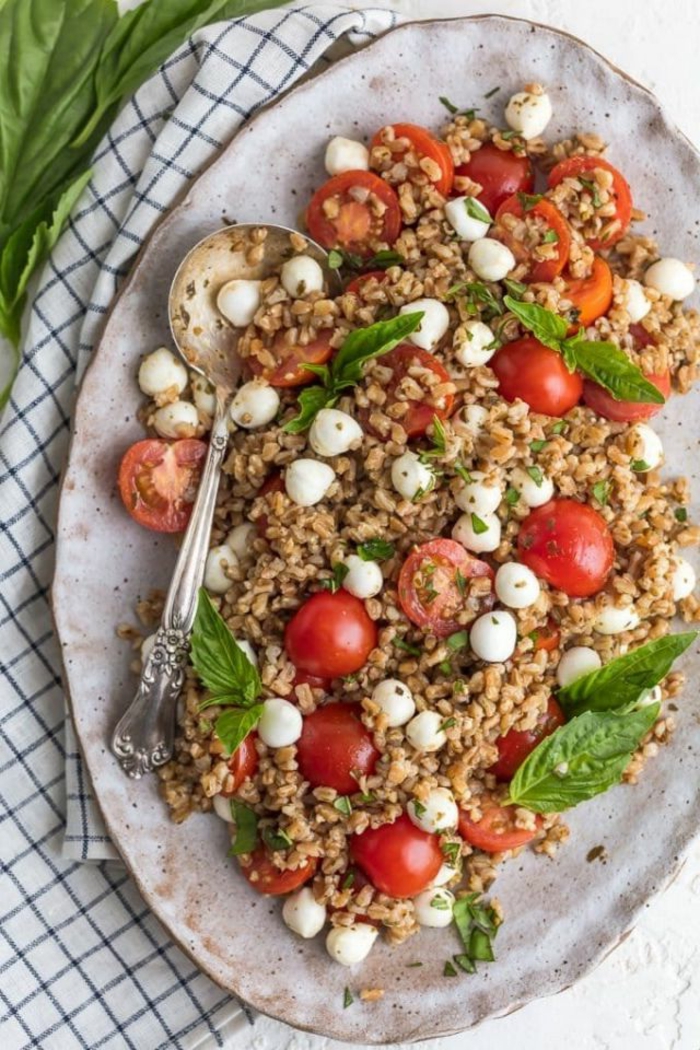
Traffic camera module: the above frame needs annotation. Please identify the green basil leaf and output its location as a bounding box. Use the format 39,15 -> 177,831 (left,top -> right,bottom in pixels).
228,800 -> 259,855
330,312 -> 424,391
592,479 -> 611,506
503,295 -> 569,350
319,562 -> 349,594
191,588 -> 262,706
470,513 -> 489,535
563,338 -> 666,404
357,538 -> 395,562
366,249 -> 405,270
283,385 -> 332,434
464,197 -> 491,224
215,704 -> 263,758
261,825 -> 292,851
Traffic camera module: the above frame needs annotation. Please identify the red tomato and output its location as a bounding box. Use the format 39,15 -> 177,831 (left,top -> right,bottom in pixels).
248,331 -> 333,388
629,323 -> 656,349
255,471 -> 285,538
562,256 -> 613,329
350,813 -> 443,898
490,698 -> 566,781
285,590 -> 378,678
297,702 -> 379,794
548,156 -> 632,251
495,195 -> 572,282
531,619 -> 561,653
239,848 -> 318,896
346,270 -> 388,296
306,171 -> 402,257
583,371 -> 670,423
454,143 -> 535,214
371,123 -> 454,196
362,344 -> 454,439
517,499 -> 614,598
490,336 -> 583,417
292,670 -> 331,692
458,798 -> 542,853
118,438 -> 207,533
398,538 -> 494,637
220,733 -> 258,797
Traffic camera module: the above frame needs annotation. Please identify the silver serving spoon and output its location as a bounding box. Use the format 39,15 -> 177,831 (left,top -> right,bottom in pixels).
111,223 -> 338,777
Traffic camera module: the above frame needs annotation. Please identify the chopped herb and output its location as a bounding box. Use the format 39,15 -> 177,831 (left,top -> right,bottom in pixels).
439,717 -> 457,732
228,801 -> 259,856
319,562 -> 350,593
197,718 -> 212,735
439,660 -> 452,674
343,987 -> 354,1009
517,191 -> 543,212
359,791 -> 376,804
471,513 -> 489,535
464,197 -> 491,224
454,462 -> 474,485
394,637 -> 421,657
529,439 -> 548,453
455,569 -> 467,597
631,459 -> 651,472
439,95 -> 459,114
261,826 -> 293,852
484,85 -> 501,98
526,465 -> 544,488
551,420 -> 569,435
579,176 -> 602,208
328,249 -> 344,270
406,961 -> 423,968
453,953 -> 476,974
412,472 -> 437,502
342,871 -> 355,890
448,280 -> 504,322
412,799 -> 427,818
431,894 -> 451,909
441,840 -> 461,866
366,249 -> 405,270
420,415 -> 447,459
447,630 -> 469,651
503,278 -> 528,300
357,538 -> 395,562
499,129 -> 519,141
451,893 -> 500,974
439,96 -> 478,120
542,229 -> 559,244
334,796 -> 353,817
443,961 -> 458,977
675,507 -> 689,522
592,480 -> 611,506
505,486 -> 520,506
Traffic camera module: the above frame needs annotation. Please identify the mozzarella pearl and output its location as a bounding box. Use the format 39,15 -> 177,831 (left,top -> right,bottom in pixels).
230,380 -> 280,429
226,522 -> 256,560
204,545 -> 238,594
413,888 -> 455,928
138,347 -> 187,399
326,924 -> 378,966
444,196 -> 492,241
510,466 -> 554,508
217,279 -> 261,327
452,511 -> 501,553
285,459 -> 336,506
628,423 -> 663,471
672,557 -> 696,600
234,639 -> 257,667
556,646 -> 602,688
593,604 -> 641,635
308,408 -> 363,457
213,794 -> 234,822
280,255 -> 325,298
407,787 -> 458,835
468,238 -> 515,282
454,320 -> 498,368
342,554 -> 383,599
399,298 -> 450,351
391,451 -> 435,501
257,698 -> 303,748
454,470 -> 502,516
324,136 -> 370,176
405,710 -> 447,752
141,633 -> 157,663
644,258 -> 695,301
495,562 -> 541,609
371,679 -> 416,727
431,861 -> 461,887
623,279 -> 651,323
282,887 -> 327,939
504,90 -> 553,140
470,610 -> 518,663
454,403 -> 489,438
152,399 -> 199,438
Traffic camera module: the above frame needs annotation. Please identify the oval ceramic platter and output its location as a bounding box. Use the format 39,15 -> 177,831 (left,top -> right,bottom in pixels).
53,15 -> 700,1044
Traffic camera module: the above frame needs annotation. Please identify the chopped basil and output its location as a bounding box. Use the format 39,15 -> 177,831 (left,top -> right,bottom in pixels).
464,197 -> 491,224
551,419 -> 569,435
228,801 -> 259,856
675,507 -> 689,522
261,826 -> 292,852
342,871 -> 355,890
529,439 -> 548,453
439,95 -> 459,114
319,562 -> 350,593
439,717 -> 457,732
455,569 -> 467,597
505,486 -> 520,506
447,630 -> 469,651
541,229 -> 559,244
592,480 -> 611,505
334,796 -> 353,817
517,191 -> 543,212
484,85 -> 500,98
499,129 -> 518,141
439,96 -> 478,120
357,538 -> 395,562
631,459 -> 651,472
579,176 -> 602,208
343,987 -> 354,1009
453,953 -> 476,974
328,249 -> 344,270
420,415 -> 447,459
526,465 -> 544,487
431,895 -> 451,909
412,799 -> 427,818
443,960 -> 458,977
394,637 -> 421,657
503,277 -> 528,300
406,961 -> 423,968
441,841 -> 461,866
454,462 -> 474,484
448,280 -> 504,322
471,513 -> 489,534
439,660 -> 452,674
452,894 -> 500,974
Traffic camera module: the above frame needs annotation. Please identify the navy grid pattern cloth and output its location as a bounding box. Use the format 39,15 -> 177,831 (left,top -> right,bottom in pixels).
0,6 -> 396,1047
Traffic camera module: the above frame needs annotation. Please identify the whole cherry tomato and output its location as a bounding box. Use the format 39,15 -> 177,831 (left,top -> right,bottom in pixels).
296,702 -> 379,794
490,698 -> 566,781
517,499 -> 614,598
583,371 -> 670,423
285,591 -> 378,678
454,144 -> 534,214
350,813 -> 443,898
239,848 -> 318,896
490,336 -> 583,417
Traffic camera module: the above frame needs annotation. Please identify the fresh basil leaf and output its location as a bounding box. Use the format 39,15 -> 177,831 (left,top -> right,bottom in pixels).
447,631 -> 469,652
283,385 -> 332,434
450,281 -> 504,321
453,953 -> 476,974
526,465 -> 544,487
191,588 -> 262,706
331,312 -> 424,390
357,539 -> 395,562
343,987 -> 354,1008
452,893 -> 499,971
464,197 -> 491,224
563,337 -> 666,404
503,278 -> 528,300
551,419 -> 568,435
261,825 -> 292,851
529,439 -> 548,453
503,295 -> 569,350
215,703 -> 263,757
558,632 -> 697,717
228,800 -> 259,855
393,637 -> 421,657
319,562 -> 349,594
366,249 -> 405,270
333,796 -> 352,817
454,463 -> 474,484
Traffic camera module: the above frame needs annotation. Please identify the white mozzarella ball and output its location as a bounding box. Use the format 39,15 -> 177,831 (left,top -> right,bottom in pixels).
495,562 -> 541,609
141,633 -> 157,664
454,403 -> 489,438
371,679 -> 416,727
391,451 -> 435,501
444,196 -> 492,241
280,255 -> 325,298
230,380 -> 280,429
342,554 -> 383,599
510,466 -> 554,508
452,511 -> 501,553
407,788 -> 458,835
309,408 -> 363,457
470,610 -> 518,663
454,320 -> 498,368
204,545 -> 238,595
504,90 -> 553,140
644,258 -> 695,301
325,924 -> 378,966
282,887 -> 327,939
285,459 -> 336,507
672,557 -> 696,600
405,710 -> 447,753
556,646 -> 602,688
191,373 -> 216,417
413,888 -> 455,928
468,238 -> 515,282
257,698 -> 303,748
324,136 -> 370,176
226,522 -> 256,560
213,794 -> 234,822
454,470 -> 502,516
622,279 -> 651,323
217,279 -> 261,327
138,347 -> 187,399
628,423 -> 663,471
431,861 -> 460,887
593,604 -> 641,636
234,638 -> 257,667
152,399 -> 199,438
400,298 -> 450,351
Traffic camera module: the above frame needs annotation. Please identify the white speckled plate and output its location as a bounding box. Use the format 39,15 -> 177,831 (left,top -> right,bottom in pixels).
53,15 -> 700,1044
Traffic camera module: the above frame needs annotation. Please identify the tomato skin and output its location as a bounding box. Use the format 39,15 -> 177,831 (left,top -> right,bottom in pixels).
306,171 -> 401,257
296,702 -> 379,794
372,123 -> 454,196
248,331 -> 333,388
239,848 -> 318,896
517,499 -> 614,598
118,438 -> 207,533
255,471 -> 285,538
292,670 -> 331,692
563,256 -> 613,330
583,371 -> 670,423
346,270 -> 388,296
398,538 -> 494,637
285,591 -> 378,678
531,619 -> 561,653
362,344 -> 454,439
454,144 -> 535,214
495,195 -> 572,282
220,733 -> 259,796
490,698 -> 566,781
491,336 -> 583,417
548,156 -> 632,251
458,800 -> 542,853
350,813 -> 443,898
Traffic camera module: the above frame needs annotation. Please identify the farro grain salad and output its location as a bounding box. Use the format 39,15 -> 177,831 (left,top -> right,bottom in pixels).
119,83 -> 700,977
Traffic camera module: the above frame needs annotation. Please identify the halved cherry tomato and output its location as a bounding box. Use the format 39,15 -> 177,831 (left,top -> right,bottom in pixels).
239,848 -> 317,896
454,143 -> 535,214
118,438 -> 207,533
297,702 -> 379,794
490,698 -> 566,781
306,171 -> 402,257
398,538 -> 494,637
346,270 -> 388,296
562,256 -> 613,329
220,733 -> 258,797
255,471 -> 285,538
495,194 -> 572,282
371,123 -> 454,196
362,344 -> 454,439
490,336 -> 583,417
547,156 -> 632,251
458,798 -> 542,853
517,499 -> 614,598
292,670 -> 331,693
248,331 -> 333,388
583,370 -> 670,423
350,813 -> 443,898
531,619 -> 561,653
285,590 -> 378,678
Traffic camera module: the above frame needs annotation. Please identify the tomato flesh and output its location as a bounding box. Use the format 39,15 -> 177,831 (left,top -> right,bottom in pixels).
371,123 -> 454,196
346,270 -> 388,296
350,813 -> 443,898
118,438 -> 207,533
248,331 -> 333,388
297,702 -> 379,794
285,590 -> 378,678
455,144 -> 535,214
306,171 -> 402,257
495,195 -> 572,283
363,344 -> 454,439
491,698 -> 566,781
547,156 -> 632,251
255,471 -> 285,538
491,336 -> 583,417
531,619 -> 561,653
398,538 -> 494,637
583,371 -> 670,423
239,848 -> 317,896
458,799 -> 542,853
220,733 -> 258,796
517,499 -> 614,598
562,256 -> 613,329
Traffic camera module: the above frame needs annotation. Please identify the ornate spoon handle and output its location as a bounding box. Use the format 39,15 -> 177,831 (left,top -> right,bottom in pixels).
111,399 -> 230,778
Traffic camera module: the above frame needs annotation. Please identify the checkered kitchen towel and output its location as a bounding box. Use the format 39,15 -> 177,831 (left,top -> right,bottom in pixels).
0,5 -> 397,1047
